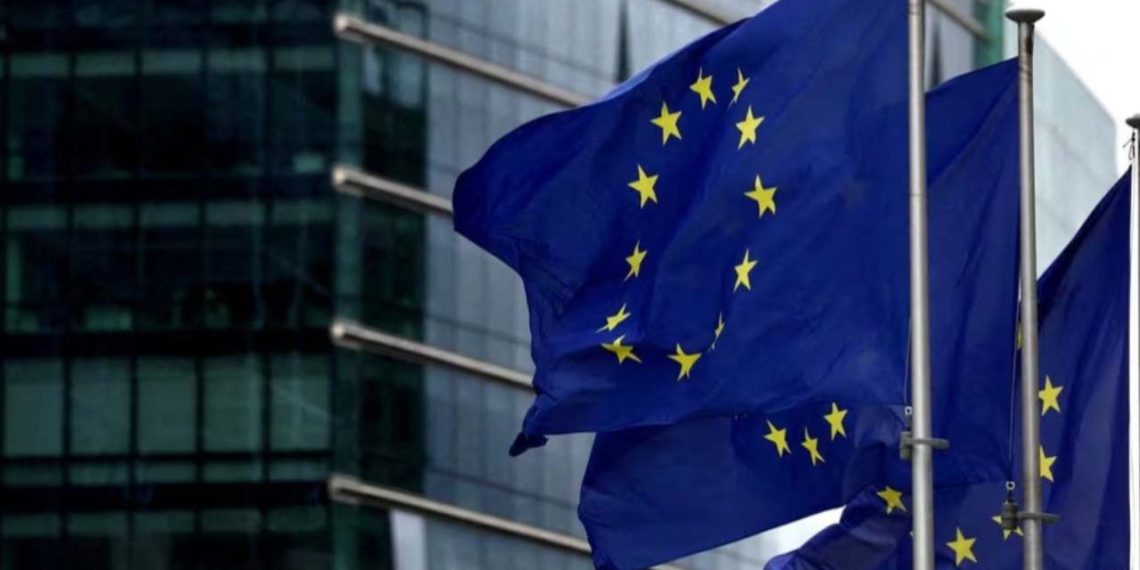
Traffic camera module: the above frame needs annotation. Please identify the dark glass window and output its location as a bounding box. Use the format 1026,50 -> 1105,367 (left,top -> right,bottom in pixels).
206,54 -> 267,175
137,203 -> 203,330
140,63 -> 207,175
70,206 -> 136,332
7,71 -> 68,181
5,207 -> 69,332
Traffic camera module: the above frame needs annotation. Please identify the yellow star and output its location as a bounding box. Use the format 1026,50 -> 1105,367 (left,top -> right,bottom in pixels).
1040,446 -> 1057,482
990,514 -> 1023,540
823,402 -> 848,440
597,304 -> 631,332
651,102 -> 682,145
735,105 -> 765,149
946,527 -> 978,566
625,241 -> 647,280
801,428 -> 825,466
744,175 -> 777,217
667,344 -> 701,381
1039,376 -> 1063,416
601,335 -> 641,364
730,68 -> 750,105
711,313 -> 725,350
628,165 -> 659,208
876,486 -> 906,515
733,249 -> 758,292
764,420 -> 791,457
690,68 -> 716,109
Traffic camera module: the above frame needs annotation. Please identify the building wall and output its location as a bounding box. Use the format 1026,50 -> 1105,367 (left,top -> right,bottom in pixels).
0,2 -> 343,568
0,1 -> 1004,569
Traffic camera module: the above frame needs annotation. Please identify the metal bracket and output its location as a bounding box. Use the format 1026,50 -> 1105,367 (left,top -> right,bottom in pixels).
1016,511 -> 1061,524
899,430 -> 950,461
999,486 -> 1060,531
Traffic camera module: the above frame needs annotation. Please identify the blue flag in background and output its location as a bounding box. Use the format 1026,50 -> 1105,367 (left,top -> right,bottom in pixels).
767,172 -> 1133,570
455,0 -> 923,453
578,60 -> 1022,570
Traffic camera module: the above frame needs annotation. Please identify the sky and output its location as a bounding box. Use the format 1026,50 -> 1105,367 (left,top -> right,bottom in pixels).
1028,0 -> 1140,170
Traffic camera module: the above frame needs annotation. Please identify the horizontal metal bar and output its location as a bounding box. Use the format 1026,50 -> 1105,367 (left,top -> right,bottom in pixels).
330,319 -> 533,390
328,474 -> 687,570
333,13 -> 591,108
659,0 -> 739,24
929,0 -> 988,39
332,164 -> 454,217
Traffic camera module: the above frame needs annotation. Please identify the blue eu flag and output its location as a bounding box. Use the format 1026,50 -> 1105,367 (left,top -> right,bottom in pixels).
455,0 -> 924,453
767,172 -> 1134,570
578,60 -> 1022,570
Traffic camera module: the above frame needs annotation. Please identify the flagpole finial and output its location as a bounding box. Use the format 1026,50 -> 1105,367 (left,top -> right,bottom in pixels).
1126,114 -> 1140,130
1004,6 -> 1045,24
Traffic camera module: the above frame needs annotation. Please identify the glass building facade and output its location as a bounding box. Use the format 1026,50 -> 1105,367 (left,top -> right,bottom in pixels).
0,1 -> 1005,568
1001,29 -> 1119,269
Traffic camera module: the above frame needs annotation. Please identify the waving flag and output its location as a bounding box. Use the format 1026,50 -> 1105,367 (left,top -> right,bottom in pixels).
455,0 -> 958,453
767,172 -> 1133,570
578,60 -> 1022,570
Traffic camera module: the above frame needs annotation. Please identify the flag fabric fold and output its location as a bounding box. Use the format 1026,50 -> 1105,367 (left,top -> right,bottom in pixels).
767,172 -> 1134,570
577,59 -> 1022,570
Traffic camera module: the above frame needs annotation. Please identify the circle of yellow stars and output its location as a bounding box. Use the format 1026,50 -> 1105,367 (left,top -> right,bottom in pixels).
599,64 -> 782,384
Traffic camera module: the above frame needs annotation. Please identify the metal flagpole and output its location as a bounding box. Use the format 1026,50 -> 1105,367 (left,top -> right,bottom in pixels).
1126,113 -> 1140,570
1006,7 -> 1047,570
906,1 -> 937,568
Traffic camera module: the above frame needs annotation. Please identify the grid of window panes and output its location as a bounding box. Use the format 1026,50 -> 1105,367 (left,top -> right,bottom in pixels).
1,0 -> 993,568
0,1 -> 346,568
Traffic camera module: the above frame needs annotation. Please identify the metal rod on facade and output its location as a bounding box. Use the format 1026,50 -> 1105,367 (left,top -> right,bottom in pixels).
332,14 -> 590,108
907,0 -> 937,568
1007,7 -> 1046,570
331,164 -> 455,217
1126,113 -> 1140,570
329,319 -> 533,390
327,475 -> 688,570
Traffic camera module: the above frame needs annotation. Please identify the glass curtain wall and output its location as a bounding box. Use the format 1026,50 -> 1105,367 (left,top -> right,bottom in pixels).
0,1 -> 1000,568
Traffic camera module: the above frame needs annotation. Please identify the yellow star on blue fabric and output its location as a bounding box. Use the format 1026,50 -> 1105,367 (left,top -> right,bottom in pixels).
730,68 -> 750,105
823,402 -> 848,440
744,175 -> 777,217
876,486 -> 906,514
628,166 -> 659,208
602,336 -> 641,364
801,427 -> 824,466
711,313 -> 725,350
625,241 -> 647,280
946,527 -> 978,566
651,102 -> 682,145
733,249 -> 758,292
1039,376 -> 1063,416
690,68 -> 717,109
598,304 -> 631,332
764,420 -> 791,457
668,344 -> 701,381
735,105 -> 764,149
1040,446 -> 1057,482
